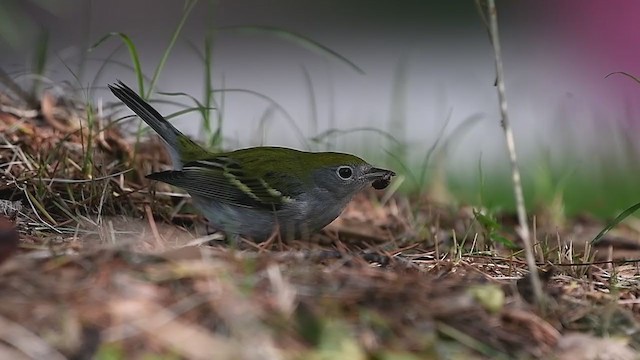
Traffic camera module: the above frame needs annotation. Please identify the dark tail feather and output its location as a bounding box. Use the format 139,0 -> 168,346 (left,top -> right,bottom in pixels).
109,81 -> 204,168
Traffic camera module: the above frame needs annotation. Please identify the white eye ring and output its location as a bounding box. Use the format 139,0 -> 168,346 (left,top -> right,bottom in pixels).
336,166 -> 354,180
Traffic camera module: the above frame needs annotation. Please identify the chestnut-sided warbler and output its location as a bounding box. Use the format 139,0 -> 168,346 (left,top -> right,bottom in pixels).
109,81 -> 395,240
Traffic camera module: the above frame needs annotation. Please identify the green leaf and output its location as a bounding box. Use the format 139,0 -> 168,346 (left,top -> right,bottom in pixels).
493,235 -> 518,250
592,201 -> 640,244
474,210 -> 500,232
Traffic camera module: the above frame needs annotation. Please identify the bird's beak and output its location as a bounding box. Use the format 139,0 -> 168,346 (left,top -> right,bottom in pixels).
365,167 -> 396,190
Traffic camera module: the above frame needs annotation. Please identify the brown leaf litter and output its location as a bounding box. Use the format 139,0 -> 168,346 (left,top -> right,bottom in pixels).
0,88 -> 640,358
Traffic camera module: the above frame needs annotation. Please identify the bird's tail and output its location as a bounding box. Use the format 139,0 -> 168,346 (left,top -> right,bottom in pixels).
109,81 -> 206,168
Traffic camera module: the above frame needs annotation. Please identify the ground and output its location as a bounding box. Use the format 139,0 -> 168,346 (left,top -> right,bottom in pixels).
0,89 -> 639,359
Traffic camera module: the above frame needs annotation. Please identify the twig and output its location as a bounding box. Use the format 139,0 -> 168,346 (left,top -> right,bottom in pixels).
144,204 -> 164,248
482,0 -> 543,305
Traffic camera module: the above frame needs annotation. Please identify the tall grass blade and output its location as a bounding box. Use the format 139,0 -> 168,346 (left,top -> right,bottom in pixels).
57,55 -> 96,175
300,64 -> 318,147
31,30 -> 49,97
219,25 -> 365,75
147,0 -> 199,97
90,32 -> 145,95
592,201 -> 640,244
210,88 -> 309,149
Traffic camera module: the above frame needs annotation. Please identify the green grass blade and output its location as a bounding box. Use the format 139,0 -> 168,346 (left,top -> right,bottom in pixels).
424,113 -> 483,187
165,107 -> 215,120
310,127 -> 404,148
300,65 -> 318,142
203,28 -> 216,146
592,201 -> 640,244
89,43 -> 125,97
159,91 -> 207,111
147,0 -> 199,97
184,35 -> 222,148
90,32 -> 145,95
57,55 -> 96,175
210,88 -> 309,149
31,30 -> 49,97
159,91 -> 217,145
416,109 -> 452,188
218,25 -> 365,75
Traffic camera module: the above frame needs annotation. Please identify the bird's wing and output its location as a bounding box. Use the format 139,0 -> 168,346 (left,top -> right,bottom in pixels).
147,157 -> 294,210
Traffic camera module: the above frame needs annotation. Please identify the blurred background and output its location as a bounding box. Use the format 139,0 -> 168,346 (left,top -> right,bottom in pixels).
2,0 -> 640,216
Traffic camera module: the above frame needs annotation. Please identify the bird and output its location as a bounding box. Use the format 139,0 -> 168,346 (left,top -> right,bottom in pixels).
109,81 -> 395,241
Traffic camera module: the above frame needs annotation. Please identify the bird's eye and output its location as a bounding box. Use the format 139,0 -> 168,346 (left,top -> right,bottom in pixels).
337,166 -> 354,180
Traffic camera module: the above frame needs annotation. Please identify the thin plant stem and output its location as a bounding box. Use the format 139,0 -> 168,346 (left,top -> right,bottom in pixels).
484,0 -> 543,305
146,0 -> 198,98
